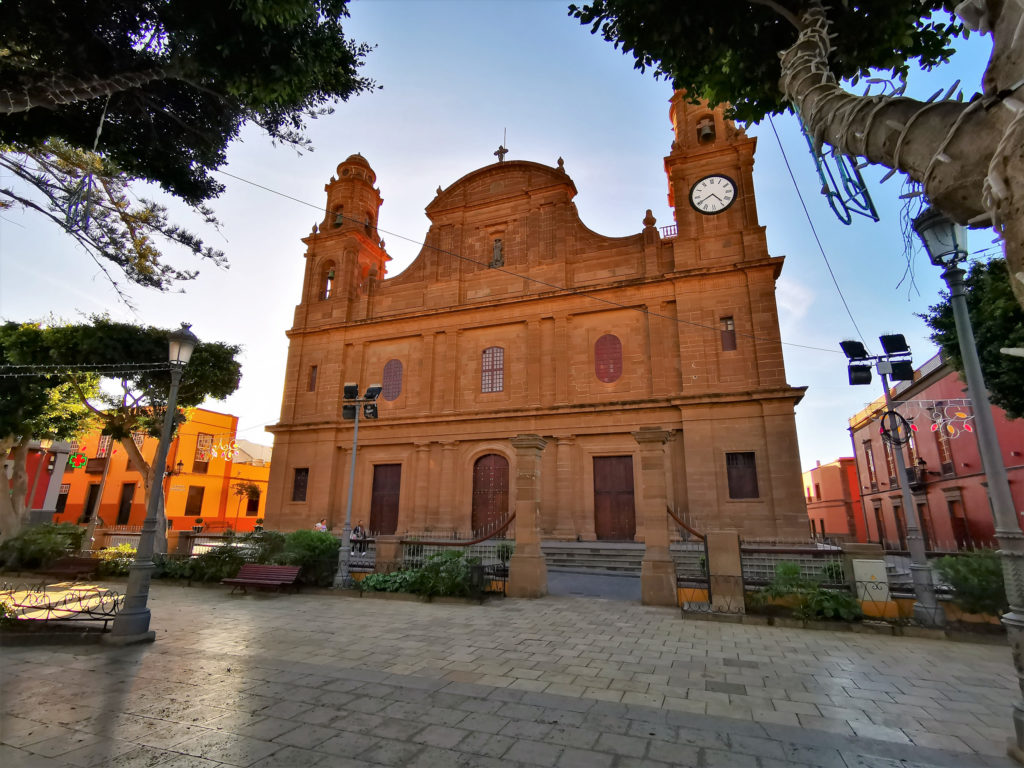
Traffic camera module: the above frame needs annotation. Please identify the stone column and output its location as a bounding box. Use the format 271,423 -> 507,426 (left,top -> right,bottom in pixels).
633,428 -> 676,606
553,437 -> 576,539
706,531 -> 745,614
508,434 -> 548,598
410,443 -> 431,533
438,442 -> 458,533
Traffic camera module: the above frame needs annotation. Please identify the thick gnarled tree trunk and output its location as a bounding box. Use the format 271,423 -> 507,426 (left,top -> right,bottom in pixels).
779,0 -> 1024,308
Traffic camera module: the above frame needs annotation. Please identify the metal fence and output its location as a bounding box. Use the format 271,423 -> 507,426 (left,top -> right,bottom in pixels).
739,538 -> 846,587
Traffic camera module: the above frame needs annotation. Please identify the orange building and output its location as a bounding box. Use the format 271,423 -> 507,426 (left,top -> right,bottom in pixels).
266,94 -> 808,541
55,408 -> 271,532
801,458 -> 862,541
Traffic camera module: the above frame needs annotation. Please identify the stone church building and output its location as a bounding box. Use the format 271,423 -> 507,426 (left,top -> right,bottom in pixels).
265,94 -> 808,544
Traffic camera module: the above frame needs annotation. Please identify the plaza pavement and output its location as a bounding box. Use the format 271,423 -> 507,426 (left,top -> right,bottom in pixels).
1,581 -> 1020,768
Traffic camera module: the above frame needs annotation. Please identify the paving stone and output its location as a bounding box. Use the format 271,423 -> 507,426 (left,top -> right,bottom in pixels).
412,724 -> 471,749
504,738 -> 564,766
455,731 -> 516,758
594,731 -> 648,758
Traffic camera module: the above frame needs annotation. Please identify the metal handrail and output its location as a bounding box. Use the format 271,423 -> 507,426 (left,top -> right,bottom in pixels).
666,506 -> 704,541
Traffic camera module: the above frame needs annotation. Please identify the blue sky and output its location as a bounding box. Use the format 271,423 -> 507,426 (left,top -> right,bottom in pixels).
0,0 -> 993,470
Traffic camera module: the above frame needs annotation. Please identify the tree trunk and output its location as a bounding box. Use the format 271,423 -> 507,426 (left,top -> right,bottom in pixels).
780,0 -> 1024,309
120,435 -> 167,553
0,68 -> 175,114
0,435 -> 20,540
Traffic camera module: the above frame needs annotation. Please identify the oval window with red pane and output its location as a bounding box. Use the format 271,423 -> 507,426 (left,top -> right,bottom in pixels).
594,334 -> 622,383
382,359 -> 403,401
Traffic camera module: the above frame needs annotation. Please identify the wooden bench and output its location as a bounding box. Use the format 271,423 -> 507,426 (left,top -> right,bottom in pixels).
221,564 -> 302,594
37,556 -> 98,583
3,584 -> 124,630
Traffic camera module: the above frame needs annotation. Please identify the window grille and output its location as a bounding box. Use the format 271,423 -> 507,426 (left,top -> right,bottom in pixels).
726,452 -> 759,499
97,435 -> 112,458
594,334 -> 622,383
720,316 -> 737,351
292,468 -> 309,502
193,433 -> 213,474
382,359 -> 403,401
481,347 -> 504,393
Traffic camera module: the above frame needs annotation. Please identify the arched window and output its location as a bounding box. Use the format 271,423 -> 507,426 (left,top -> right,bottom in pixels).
481,346 -> 504,393
319,261 -> 336,300
594,334 -> 622,383
382,359 -> 403,401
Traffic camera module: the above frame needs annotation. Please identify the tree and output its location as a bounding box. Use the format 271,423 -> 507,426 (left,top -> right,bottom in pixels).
0,323 -> 97,539
1,0 -> 374,292
0,318 -> 242,548
1,140 -> 226,301
921,257 -> 1024,418
1,0 -> 375,205
568,0 -> 1024,310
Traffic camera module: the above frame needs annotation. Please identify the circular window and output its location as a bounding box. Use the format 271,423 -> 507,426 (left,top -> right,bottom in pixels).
382,359 -> 403,401
594,334 -> 622,383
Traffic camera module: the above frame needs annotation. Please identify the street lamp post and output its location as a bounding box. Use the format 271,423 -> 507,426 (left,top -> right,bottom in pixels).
333,382 -> 381,588
841,335 -> 944,627
913,207 -> 1024,757
109,323 -> 198,643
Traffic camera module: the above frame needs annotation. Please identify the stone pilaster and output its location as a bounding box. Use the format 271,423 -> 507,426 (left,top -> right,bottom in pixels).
553,437 -> 576,539
508,434 -> 548,598
633,428 -> 676,606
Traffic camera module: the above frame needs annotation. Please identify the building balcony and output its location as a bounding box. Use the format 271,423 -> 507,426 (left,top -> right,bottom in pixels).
85,457 -> 108,474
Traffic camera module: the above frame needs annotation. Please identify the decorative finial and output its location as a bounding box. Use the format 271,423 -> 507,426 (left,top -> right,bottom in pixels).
312,223 -> 318,234
643,209 -> 656,228
494,145 -> 508,162
557,157 -> 565,171
436,185 -> 443,195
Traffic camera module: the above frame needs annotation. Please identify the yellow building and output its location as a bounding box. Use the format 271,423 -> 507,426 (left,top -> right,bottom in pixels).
56,408 -> 271,532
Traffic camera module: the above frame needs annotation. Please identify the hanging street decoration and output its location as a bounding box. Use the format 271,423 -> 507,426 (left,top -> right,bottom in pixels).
796,109 -> 880,225
211,440 -> 240,460
870,399 -> 976,440
68,452 -> 87,468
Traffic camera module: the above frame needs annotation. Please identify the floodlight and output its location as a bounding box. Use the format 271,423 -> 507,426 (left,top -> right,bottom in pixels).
363,402 -> 378,419
343,382 -> 359,400
364,384 -> 382,401
848,364 -> 872,385
342,404 -> 357,420
879,334 -> 910,356
890,360 -> 915,381
840,340 -> 869,360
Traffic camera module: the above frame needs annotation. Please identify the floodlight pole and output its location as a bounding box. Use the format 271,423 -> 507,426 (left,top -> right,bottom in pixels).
334,400 -> 360,588
876,365 -> 943,628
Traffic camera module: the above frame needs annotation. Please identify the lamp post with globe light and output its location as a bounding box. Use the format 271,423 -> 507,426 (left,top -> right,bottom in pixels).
912,207 -> 1024,757
109,323 -> 197,644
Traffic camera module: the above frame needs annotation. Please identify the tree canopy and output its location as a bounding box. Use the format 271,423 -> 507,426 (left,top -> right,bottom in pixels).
921,258 -> 1024,419
569,1 -> 1024,312
569,0 -> 959,124
1,0 -> 375,205
0,317 -> 241,541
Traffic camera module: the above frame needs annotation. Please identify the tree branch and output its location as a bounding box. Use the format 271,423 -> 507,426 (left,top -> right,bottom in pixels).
749,0 -> 802,31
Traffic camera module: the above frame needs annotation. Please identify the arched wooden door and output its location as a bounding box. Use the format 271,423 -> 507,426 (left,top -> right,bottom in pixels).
472,454 -> 509,534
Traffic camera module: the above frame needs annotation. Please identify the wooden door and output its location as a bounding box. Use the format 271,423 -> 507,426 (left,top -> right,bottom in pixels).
369,464 -> 401,535
116,483 -> 135,525
472,454 -> 509,534
593,456 -> 636,541
83,483 -> 101,523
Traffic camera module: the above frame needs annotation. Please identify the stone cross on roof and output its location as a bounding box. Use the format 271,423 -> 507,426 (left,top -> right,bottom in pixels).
494,144 -> 508,162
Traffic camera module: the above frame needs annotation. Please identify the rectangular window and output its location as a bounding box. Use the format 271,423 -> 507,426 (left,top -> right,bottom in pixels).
863,441 -> 878,491
246,492 -> 261,515
814,483 -> 822,501
132,433 -> 145,448
308,365 -> 318,392
726,452 -> 758,499
934,428 -> 955,475
481,346 -> 504,393
720,317 -> 737,351
97,435 -> 112,458
193,433 -> 213,474
184,486 -> 205,516
882,441 -> 898,486
292,468 -> 309,502
905,433 -> 919,466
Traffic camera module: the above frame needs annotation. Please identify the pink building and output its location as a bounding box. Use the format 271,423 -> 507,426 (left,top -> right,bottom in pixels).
848,353 -> 1024,550
802,457 -> 862,541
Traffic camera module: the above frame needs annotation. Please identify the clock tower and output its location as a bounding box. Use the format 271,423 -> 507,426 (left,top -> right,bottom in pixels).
664,93 -> 766,271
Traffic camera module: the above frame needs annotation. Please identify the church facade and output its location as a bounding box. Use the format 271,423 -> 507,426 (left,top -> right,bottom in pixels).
265,94 -> 808,543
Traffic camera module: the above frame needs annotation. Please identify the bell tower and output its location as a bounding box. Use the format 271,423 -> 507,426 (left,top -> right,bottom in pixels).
664,93 -> 766,270
296,153 -> 390,325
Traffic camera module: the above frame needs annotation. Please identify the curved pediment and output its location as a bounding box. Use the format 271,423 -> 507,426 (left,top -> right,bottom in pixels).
426,160 -> 577,218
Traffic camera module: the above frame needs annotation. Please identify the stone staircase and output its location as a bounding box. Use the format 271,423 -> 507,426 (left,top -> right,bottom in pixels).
540,541 -> 707,579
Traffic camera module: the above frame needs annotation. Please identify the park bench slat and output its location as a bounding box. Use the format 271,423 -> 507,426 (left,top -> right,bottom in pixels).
37,556 -> 97,582
221,564 -> 302,594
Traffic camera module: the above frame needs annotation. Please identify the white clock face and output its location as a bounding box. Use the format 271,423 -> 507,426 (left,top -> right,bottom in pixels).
689,175 -> 737,214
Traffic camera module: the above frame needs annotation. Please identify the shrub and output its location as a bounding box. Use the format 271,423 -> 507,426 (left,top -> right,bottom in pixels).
96,543 -> 137,576
359,570 -> 419,593
0,600 -> 18,627
934,550 -> 1008,617
188,545 -> 247,582
0,523 -> 86,570
153,554 -> 194,580
751,560 -> 861,622
408,550 -> 479,598
496,542 -> 514,563
278,530 -> 340,586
